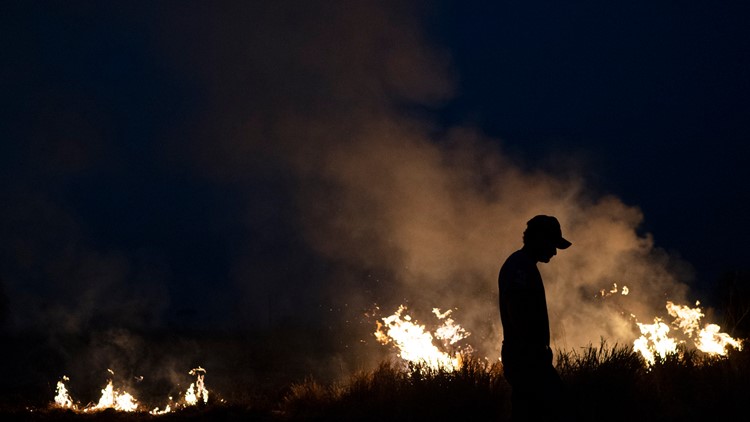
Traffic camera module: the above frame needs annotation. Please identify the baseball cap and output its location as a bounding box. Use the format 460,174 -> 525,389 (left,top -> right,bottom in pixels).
526,215 -> 572,249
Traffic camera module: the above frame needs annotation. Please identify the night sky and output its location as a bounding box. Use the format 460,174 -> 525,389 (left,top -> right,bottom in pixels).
2,0 -> 749,344
434,1 -> 750,287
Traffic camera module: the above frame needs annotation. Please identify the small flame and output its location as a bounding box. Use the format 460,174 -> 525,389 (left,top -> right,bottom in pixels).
54,376 -> 74,409
151,404 -> 172,415
666,301 -> 703,338
374,305 -> 470,371
51,367 -> 210,414
84,371 -> 138,413
432,308 -> 469,345
52,371 -> 139,413
598,283 -> 629,298
185,367 -> 209,406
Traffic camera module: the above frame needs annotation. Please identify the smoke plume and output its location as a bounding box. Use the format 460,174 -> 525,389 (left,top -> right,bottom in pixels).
159,0 -> 695,359
0,1 -> 702,392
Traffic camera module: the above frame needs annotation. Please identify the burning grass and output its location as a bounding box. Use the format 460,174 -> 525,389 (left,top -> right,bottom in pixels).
278,342 -> 750,422
3,301 -> 748,421
2,341 -> 749,421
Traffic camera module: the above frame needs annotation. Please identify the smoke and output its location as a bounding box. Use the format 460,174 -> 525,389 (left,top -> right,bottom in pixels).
0,1 -> 702,393
0,192 -> 172,335
157,0 -> 696,360
295,120 -> 694,357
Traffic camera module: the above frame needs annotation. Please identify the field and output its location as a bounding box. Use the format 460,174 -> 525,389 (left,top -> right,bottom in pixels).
2,340 -> 748,422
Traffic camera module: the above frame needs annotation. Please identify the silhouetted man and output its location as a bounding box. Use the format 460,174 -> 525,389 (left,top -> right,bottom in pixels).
498,215 -> 571,421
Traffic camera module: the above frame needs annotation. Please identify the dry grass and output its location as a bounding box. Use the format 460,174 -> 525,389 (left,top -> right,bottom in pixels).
557,339 -> 750,421
278,357 -> 509,421
3,340 -> 748,421
279,340 -> 749,421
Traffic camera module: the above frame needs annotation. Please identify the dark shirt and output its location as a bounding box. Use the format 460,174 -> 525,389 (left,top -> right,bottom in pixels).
498,249 -> 551,348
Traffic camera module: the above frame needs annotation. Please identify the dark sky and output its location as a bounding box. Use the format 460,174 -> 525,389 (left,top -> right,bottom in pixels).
1,0 -> 749,337
432,1 -> 750,287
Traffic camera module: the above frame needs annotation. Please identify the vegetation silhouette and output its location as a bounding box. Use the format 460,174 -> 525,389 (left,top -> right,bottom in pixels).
278,339 -> 749,421
2,339 -> 748,421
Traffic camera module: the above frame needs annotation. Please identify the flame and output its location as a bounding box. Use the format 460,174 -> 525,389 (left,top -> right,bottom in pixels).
666,301 -> 703,338
54,376 -> 74,409
696,324 -> 743,355
375,296 -> 742,372
593,285 -> 742,364
85,378 -> 138,412
51,367 -> 210,414
633,318 -> 678,366
151,404 -> 172,415
374,305 -> 470,371
633,301 -> 743,366
598,283 -> 629,298
184,367 -> 209,406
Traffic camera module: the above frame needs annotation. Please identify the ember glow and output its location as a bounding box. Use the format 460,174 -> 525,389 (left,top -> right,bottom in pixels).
51,367 -> 209,414
374,305 -> 471,371
598,283 -> 629,298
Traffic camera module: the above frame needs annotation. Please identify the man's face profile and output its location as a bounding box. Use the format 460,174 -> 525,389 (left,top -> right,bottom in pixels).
537,242 -> 557,263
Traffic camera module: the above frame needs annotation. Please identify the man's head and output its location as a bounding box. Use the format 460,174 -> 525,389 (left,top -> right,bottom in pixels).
522,215 -> 572,263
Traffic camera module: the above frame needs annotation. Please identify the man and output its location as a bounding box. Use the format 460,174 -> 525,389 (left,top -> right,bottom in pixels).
498,215 -> 571,421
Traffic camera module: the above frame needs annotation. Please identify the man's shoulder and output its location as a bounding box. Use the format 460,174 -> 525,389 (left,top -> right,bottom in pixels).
500,249 -> 533,270
499,249 -> 537,288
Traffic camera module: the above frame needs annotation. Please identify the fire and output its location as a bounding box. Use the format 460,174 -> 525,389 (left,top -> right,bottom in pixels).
375,294 -> 743,371
51,367 -> 210,414
54,376 -> 74,409
184,367 -> 209,406
633,301 -> 743,366
598,282 -> 629,298
85,377 -> 138,412
374,305 -> 470,371
592,284 -> 743,365
633,318 -> 678,366
697,324 -> 743,355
